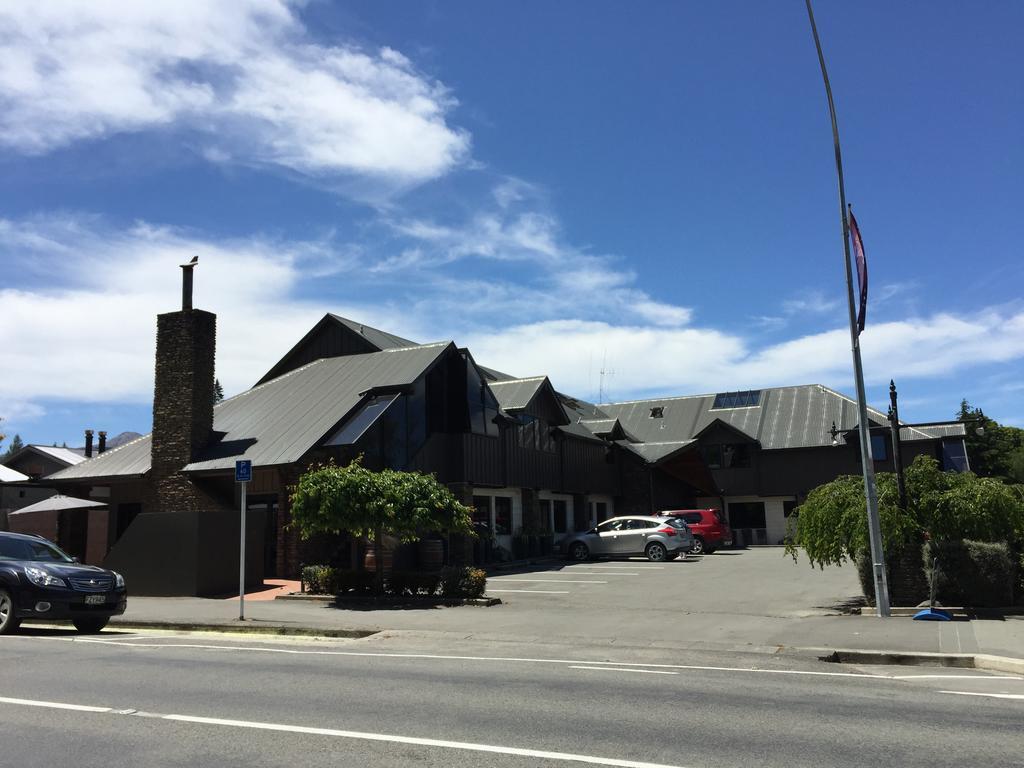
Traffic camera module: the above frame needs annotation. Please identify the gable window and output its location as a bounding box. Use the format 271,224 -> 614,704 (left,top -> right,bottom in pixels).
517,414 -> 555,452
699,443 -> 751,469
711,390 -> 761,409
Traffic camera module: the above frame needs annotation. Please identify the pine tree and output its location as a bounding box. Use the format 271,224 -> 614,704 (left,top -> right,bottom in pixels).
214,378 -> 225,405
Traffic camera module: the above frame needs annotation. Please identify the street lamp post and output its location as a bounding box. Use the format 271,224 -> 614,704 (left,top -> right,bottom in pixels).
888,380 -> 908,511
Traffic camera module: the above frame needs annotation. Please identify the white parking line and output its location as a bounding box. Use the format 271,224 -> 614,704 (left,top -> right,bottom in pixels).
0,695 -> 690,768
572,564 -> 664,570
487,578 -> 608,584
939,690 -> 1024,701
488,589 -> 571,594
570,666 -> 679,676
554,572 -> 638,576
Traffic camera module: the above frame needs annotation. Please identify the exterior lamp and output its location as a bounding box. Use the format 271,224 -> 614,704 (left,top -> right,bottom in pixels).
829,421 -> 840,447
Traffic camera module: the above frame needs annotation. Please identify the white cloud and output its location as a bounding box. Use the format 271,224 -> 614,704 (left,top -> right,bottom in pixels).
2,215 -> 1023,423
0,1 -> 468,187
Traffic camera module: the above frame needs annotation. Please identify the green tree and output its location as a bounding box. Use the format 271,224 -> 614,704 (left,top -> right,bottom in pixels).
957,399 -> 1024,482
787,455 -> 1024,570
289,459 -> 475,592
214,378 -> 225,405
2,434 -> 24,461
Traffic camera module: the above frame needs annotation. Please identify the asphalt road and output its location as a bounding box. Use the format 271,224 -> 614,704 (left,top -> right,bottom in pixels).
2,628 -> 1021,768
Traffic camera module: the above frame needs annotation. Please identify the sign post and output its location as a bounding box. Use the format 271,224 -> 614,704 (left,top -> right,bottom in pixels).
235,459 -> 253,620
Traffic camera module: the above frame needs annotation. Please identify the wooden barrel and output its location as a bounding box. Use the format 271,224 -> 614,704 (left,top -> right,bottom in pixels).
363,547 -> 394,573
418,539 -> 444,571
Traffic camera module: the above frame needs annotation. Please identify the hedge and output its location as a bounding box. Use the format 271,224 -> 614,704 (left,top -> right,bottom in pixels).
302,565 -> 486,599
923,540 -> 1016,608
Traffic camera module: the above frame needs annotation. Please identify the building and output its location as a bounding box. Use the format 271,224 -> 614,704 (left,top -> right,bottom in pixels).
46,267 -> 968,594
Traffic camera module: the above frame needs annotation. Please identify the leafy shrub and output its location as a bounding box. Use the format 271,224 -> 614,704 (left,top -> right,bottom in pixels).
923,540 -> 1016,607
439,566 -> 487,598
302,565 -> 336,595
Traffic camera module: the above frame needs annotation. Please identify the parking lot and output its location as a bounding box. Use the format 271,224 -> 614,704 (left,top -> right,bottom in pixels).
487,547 -> 862,617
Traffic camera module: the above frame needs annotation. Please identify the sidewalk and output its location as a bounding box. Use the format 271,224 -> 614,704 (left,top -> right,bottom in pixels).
106,588 -> 1024,665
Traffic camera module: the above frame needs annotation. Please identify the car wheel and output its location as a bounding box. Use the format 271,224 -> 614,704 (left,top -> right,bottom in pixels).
72,617 -> 109,634
0,588 -> 21,635
690,537 -> 705,555
568,542 -> 590,561
645,542 -> 667,562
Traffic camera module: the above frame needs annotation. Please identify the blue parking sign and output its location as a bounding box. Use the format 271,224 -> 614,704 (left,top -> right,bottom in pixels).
235,459 -> 252,483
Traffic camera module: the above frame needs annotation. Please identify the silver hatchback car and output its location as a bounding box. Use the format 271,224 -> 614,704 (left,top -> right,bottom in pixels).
562,515 -> 692,562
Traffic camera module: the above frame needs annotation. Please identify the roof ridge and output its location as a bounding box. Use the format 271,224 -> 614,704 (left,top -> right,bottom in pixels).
489,375 -> 547,384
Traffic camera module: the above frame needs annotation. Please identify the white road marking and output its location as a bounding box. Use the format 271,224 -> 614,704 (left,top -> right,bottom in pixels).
33,635 -> 906,679
487,578 -> 608,584
488,589 -> 571,594
939,690 -> 1024,701
570,666 -> 679,676
891,674 -> 1023,680
554,572 -> 638,576
0,696 -> 112,713
0,695 -> 690,768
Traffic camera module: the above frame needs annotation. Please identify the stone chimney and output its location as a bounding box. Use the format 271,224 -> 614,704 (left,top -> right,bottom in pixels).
98,431 -> 107,454
150,257 -> 217,513
84,429 -> 94,458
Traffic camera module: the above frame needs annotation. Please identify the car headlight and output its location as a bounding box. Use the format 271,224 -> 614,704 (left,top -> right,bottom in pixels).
113,572 -> 125,588
24,566 -> 67,588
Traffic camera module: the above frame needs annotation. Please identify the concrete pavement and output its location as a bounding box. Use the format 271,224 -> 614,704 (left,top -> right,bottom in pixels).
83,547 -> 1024,667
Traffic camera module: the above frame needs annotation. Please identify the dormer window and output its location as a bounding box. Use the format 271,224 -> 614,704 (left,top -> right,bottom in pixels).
650,407 -> 664,418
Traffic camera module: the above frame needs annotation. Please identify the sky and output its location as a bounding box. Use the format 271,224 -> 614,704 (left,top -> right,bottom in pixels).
1,0 -> 1022,449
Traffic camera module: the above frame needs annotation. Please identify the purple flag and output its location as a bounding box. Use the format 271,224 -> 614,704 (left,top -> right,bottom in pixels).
848,206 -> 868,334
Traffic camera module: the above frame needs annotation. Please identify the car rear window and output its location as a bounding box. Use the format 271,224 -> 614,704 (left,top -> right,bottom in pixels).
682,512 -> 702,524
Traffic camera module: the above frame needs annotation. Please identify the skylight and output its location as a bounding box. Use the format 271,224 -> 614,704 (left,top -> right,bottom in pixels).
711,390 -> 761,409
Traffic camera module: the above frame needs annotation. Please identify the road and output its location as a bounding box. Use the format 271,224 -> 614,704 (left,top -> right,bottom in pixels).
2,628 -> 1021,768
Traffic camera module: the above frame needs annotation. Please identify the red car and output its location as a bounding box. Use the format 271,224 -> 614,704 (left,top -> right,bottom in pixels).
656,509 -> 732,554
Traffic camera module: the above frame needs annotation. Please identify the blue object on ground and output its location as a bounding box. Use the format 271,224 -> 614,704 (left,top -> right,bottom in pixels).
913,608 -> 952,621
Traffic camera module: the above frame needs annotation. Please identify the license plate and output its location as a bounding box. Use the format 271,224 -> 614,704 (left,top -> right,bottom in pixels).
85,594 -> 107,605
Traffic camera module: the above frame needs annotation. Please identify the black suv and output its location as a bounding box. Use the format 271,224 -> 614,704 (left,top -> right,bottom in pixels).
0,531 -> 127,634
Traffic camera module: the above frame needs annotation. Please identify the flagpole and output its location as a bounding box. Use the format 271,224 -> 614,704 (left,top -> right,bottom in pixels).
804,0 -> 891,617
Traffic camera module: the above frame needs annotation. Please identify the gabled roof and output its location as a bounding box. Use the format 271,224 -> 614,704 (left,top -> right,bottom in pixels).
601,384 -> 942,451
488,376 -> 570,426
579,418 -> 640,443
49,343 -> 453,480
256,313 -> 420,386
617,439 -> 698,464
329,314 -> 417,350
6,444 -> 87,469
0,464 -> 29,483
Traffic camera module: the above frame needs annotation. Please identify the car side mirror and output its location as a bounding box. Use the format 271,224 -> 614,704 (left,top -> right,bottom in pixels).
588,528 -> 598,535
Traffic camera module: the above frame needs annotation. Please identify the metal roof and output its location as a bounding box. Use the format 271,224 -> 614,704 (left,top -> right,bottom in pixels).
328,314 -> 417,350
19,445 -> 87,466
901,423 -> 967,441
616,439 -> 697,464
0,464 -> 29,483
600,384 -> 949,451
49,343 -> 452,480
487,377 -> 548,411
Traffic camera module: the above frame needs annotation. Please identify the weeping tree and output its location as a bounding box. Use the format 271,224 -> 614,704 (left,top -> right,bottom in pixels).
289,459 -> 474,593
786,455 -> 1024,570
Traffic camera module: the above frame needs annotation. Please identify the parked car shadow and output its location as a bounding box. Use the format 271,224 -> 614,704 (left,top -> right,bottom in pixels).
12,624 -> 138,637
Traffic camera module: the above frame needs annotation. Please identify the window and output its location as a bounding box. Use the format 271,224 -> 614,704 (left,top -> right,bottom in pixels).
552,500 -> 567,533
711,390 -> 761,409
682,512 -> 702,525
649,407 -> 664,418
728,502 -> 766,529
517,415 -> 555,452
471,496 -> 491,536
783,500 -> 799,518
326,394 -> 401,446
594,501 -> 607,522
494,496 -> 512,536
597,519 -> 626,533
467,363 -> 499,437
870,434 -> 888,462
700,443 -> 751,469
626,518 -> 655,530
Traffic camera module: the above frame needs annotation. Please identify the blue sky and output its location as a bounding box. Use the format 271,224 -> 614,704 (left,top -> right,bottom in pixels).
1,0 -> 1022,449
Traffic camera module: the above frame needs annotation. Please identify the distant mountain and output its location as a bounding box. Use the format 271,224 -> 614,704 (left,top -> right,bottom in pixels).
72,431 -> 144,454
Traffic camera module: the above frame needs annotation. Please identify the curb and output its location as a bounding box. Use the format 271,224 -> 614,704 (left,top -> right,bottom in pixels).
275,594 -> 501,608
853,606 -> 1024,618
107,619 -> 378,639
818,648 -> 1024,675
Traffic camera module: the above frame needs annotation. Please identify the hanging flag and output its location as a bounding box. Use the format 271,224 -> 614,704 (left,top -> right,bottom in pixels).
848,205 -> 868,334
